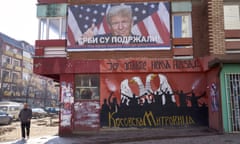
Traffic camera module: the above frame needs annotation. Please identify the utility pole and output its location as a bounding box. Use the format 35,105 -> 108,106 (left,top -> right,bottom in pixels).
25,74 -> 32,103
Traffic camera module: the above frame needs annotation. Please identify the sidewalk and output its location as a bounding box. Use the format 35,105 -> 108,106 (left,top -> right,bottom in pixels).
1,127 -> 239,144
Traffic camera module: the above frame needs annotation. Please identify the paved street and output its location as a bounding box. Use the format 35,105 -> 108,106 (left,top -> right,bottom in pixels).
113,134 -> 240,144
0,116 -> 58,142
1,126 -> 240,144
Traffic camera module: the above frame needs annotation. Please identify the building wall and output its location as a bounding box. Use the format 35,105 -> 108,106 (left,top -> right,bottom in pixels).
207,0 -> 225,55
55,58 -> 210,131
207,66 -> 222,131
67,0 -> 205,59
34,0 -> 234,134
36,0 -> 208,59
99,58 -> 208,128
59,74 -> 74,136
0,33 -> 59,108
192,0 -> 209,57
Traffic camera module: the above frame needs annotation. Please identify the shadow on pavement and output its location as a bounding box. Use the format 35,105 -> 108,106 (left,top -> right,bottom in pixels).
11,139 -> 26,144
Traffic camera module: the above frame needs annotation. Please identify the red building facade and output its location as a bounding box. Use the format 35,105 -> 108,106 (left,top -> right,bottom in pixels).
34,0 -> 240,135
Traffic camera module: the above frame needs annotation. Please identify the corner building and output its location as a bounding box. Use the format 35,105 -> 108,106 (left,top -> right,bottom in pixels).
34,0 -> 240,135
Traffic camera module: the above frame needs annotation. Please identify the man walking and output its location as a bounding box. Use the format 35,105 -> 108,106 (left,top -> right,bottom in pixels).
19,103 -> 32,140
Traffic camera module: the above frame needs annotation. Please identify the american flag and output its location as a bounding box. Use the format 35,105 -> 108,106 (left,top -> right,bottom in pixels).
67,2 -> 170,49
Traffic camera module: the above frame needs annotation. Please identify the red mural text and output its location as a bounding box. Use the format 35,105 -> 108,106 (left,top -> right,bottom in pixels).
101,58 -> 202,73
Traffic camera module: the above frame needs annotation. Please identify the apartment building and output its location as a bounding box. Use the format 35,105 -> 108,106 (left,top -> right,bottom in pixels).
34,0 -> 240,135
0,32 -> 59,108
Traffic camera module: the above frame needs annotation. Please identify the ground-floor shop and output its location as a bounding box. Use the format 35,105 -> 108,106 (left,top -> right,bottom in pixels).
33,54 -> 240,135
54,57 -> 225,135
219,64 -> 240,133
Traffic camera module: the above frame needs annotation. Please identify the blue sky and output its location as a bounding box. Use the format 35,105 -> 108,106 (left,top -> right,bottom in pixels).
0,1 -> 38,45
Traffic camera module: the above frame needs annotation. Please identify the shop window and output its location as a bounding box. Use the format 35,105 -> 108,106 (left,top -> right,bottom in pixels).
224,3 -> 240,29
75,75 -> 100,100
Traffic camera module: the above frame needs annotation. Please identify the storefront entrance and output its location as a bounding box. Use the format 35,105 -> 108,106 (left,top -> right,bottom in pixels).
221,64 -> 240,133
223,73 -> 240,132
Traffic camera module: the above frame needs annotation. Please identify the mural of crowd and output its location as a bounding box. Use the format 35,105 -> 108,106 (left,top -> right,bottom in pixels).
100,74 -> 208,128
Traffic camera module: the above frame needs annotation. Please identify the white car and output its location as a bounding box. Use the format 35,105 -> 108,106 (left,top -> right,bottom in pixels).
32,108 -> 48,118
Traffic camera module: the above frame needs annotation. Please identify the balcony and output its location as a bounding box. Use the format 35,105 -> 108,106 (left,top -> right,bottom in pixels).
14,66 -> 22,71
3,50 -> 14,57
3,78 -> 11,83
14,53 -> 23,59
23,68 -> 32,73
35,40 -> 67,58
34,40 -> 67,81
4,63 -> 13,69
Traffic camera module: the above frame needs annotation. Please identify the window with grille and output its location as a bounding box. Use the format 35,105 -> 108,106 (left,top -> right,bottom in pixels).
225,73 -> 240,132
75,74 -> 100,100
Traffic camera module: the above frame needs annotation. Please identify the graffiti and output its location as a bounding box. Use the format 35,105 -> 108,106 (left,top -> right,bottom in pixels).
173,59 -> 200,69
120,74 -> 175,106
102,59 -> 202,72
99,72 -> 208,128
124,61 -> 147,71
210,83 -> 219,112
100,89 -> 208,128
151,60 -> 171,70
109,111 -> 195,127
152,59 -> 201,70
107,63 -> 119,70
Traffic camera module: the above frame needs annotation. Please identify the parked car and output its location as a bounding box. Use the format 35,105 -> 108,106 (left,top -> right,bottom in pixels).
0,111 -> 13,125
45,107 -> 60,114
0,101 -> 23,120
32,108 -> 48,118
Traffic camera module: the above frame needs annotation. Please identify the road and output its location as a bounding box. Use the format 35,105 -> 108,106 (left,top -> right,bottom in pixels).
0,116 -> 58,142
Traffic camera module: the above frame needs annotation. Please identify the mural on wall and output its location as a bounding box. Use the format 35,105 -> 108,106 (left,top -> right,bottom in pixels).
100,58 -> 208,128
60,82 -> 74,127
